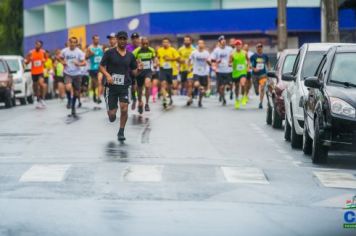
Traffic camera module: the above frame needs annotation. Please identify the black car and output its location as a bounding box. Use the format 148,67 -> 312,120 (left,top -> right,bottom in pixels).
303,45 -> 356,163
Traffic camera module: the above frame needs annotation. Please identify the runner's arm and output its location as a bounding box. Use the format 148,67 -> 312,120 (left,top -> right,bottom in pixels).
99,52 -> 113,84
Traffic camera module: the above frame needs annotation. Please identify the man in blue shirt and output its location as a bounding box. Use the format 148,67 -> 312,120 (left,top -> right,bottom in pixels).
250,43 -> 270,109
86,35 -> 104,104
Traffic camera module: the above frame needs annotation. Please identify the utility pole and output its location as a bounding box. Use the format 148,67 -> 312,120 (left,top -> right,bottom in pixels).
321,0 -> 340,42
277,0 -> 288,51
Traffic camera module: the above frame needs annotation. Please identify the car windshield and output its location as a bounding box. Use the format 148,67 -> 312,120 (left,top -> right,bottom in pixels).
0,62 -> 6,73
5,59 -> 20,72
282,55 -> 297,74
329,52 -> 356,86
301,51 -> 325,79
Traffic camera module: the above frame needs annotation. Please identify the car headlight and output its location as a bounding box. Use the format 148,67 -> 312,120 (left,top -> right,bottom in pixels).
330,97 -> 356,118
0,81 -> 8,87
15,77 -> 23,84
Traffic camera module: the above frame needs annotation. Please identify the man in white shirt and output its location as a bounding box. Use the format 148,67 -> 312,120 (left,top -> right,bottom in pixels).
210,35 -> 233,106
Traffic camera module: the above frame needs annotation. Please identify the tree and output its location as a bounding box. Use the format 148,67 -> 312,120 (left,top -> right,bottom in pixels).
0,0 -> 23,54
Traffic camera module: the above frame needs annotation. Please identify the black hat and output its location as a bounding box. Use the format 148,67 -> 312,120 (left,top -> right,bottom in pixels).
106,32 -> 116,39
116,31 -> 128,39
131,32 -> 140,39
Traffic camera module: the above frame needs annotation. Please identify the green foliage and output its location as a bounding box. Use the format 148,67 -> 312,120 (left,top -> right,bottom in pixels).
0,0 -> 23,55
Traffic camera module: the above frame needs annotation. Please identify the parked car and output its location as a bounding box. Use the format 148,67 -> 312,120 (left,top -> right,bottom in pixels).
0,55 -> 33,105
0,59 -> 16,108
303,45 -> 356,163
281,43 -> 349,149
266,49 -> 298,128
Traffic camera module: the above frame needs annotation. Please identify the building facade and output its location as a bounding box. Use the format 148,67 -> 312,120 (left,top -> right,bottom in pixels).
23,0 -> 356,52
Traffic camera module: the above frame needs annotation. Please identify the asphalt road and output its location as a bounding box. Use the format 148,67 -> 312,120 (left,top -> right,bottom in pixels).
0,95 -> 356,236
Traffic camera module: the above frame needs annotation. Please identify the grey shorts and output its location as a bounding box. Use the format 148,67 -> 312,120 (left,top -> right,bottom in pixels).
64,74 -> 82,91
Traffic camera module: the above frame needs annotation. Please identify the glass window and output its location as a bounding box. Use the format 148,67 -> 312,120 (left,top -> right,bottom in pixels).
330,52 -> 356,85
0,62 -> 6,73
301,51 -> 325,79
282,55 -> 297,74
5,59 -> 20,72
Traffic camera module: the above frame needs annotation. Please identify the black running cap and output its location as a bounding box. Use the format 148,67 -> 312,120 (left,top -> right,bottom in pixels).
116,31 -> 128,39
131,32 -> 140,38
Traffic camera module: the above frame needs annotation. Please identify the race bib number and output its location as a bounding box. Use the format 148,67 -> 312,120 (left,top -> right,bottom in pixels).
237,64 -> 245,71
33,60 -> 42,67
220,61 -> 227,67
143,61 -> 151,70
112,74 -> 125,85
163,62 -> 171,69
256,63 -> 265,70
94,56 -> 102,63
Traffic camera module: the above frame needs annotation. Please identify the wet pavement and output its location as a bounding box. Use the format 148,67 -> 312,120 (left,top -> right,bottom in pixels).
0,95 -> 356,236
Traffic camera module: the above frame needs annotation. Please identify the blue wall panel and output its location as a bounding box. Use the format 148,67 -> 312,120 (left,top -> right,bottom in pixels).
86,14 -> 150,43
24,0 -> 60,9
23,29 -> 68,53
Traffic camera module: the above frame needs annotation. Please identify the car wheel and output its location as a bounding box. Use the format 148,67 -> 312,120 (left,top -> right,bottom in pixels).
291,117 -> 302,149
284,116 -> 291,141
19,97 -> 27,105
302,122 -> 312,155
272,105 -> 282,129
27,95 -> 34,104
312,118 -> 328,164
4,90 -> 12,108
11,94 -> 16,107
266,104 -> 272,125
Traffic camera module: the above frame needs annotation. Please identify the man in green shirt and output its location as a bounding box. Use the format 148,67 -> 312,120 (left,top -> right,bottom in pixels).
132,38 -> 156,114
230,39 -> 250,109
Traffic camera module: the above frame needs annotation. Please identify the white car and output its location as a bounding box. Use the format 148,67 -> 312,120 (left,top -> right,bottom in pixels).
281,43 -> 349,149
0,55 -> 34,105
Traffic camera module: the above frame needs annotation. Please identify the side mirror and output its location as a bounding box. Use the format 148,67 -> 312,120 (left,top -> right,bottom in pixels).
304,76 -> 322,89
282,72 -> 295,82
267,71 -> 277,78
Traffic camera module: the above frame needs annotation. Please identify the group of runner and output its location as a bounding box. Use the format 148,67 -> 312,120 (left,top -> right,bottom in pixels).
25,31 -> 270,141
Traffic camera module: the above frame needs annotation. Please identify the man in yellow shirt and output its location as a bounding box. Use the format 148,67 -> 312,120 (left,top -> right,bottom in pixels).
178,35 -> 195,99
156,38 -> 179,108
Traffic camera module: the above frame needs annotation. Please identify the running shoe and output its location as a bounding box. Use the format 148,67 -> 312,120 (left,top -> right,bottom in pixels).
186,99 -> 193,106
241,96 -> 247,106
259,102 -> 263,109
78,102 -> 82,108
222,98 -> 227,106
145,104 -> 150,112
198,101 -> 202,107
40,99 -> 47,108
138,105 -> 143,114
163,97 -> 167,109
235,99 -> 241,109
97,98 -> 102,104
117,132 -> 126,142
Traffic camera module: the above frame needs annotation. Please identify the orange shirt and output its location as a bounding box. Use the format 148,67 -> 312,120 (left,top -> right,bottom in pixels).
29,49 -> 46,75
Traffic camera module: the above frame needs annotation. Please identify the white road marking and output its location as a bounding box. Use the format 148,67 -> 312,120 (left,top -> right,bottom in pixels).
20,164 -> 70,182
221,166 -> 269,184
314,171 -> 356,189
122,165 -> 163,182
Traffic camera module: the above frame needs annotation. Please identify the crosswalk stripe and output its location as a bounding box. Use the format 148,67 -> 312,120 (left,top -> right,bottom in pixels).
20,164 -> 71,182
314,171 -> 356,189
122,165 -> 164,182
221,166 -> 269,184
